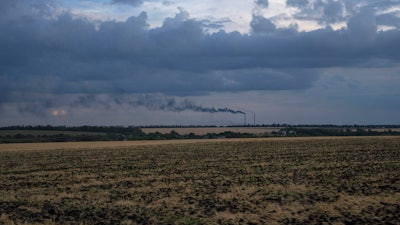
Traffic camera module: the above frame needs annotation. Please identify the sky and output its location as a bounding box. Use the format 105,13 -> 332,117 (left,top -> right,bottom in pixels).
1,0 -> 400,126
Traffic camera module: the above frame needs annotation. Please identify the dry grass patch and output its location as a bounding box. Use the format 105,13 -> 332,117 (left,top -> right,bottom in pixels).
141,127 -> 281,135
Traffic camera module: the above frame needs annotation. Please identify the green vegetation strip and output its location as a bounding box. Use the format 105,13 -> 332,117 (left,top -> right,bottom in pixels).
1,137 -> 399,224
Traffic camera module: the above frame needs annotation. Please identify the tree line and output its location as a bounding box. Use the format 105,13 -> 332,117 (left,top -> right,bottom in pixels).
0,125 -> 399,143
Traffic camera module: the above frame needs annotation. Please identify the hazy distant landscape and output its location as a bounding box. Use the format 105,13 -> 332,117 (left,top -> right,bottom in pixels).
1,125 -> 400,143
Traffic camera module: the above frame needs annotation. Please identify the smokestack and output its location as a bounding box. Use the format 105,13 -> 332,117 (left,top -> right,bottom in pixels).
244,113 -> 247,125
253,112 -> 256,126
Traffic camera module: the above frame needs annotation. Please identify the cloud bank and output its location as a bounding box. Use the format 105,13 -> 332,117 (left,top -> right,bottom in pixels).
110,0 -> 143,7
1,1 -> 399,95
0,0 -> 399,124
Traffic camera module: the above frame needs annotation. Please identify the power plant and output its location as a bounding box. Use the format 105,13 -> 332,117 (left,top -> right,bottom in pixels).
243,112 -> 256,126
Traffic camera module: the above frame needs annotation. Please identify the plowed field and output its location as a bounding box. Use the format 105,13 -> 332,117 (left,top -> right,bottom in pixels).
1,136 -> 399,224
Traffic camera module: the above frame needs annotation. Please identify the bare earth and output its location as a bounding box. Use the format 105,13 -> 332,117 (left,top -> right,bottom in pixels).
1,136 -> 399,224
0,136 -> 382,152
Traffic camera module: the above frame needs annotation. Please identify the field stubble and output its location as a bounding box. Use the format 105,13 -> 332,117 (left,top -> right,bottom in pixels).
0,136 -> 399,224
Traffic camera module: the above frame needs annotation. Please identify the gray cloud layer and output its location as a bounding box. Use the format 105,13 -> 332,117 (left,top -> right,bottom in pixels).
255,0 -> 269,9
287,0 -> 400,26
0,0 -> 399,101
110,0 -> 143,7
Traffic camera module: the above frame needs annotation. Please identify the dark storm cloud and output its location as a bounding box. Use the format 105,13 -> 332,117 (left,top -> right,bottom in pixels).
377,13 -> 400,28
286,0 -> 309,8
287,0 -> 345,24
347,10 -> 377,42
287,0 -> 400,26
200,17 -> 232,30
255,0 -> 269,9
250,15 -> 277,34
110,0 -> 143,7
322,0 -> 344,23
17,101 -> 54,117
0,0 -> 399,101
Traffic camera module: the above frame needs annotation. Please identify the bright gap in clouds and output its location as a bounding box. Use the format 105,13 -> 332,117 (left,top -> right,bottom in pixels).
62,0 -> 400,33
61,0 -> 400,34
61,0 -> 255,33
